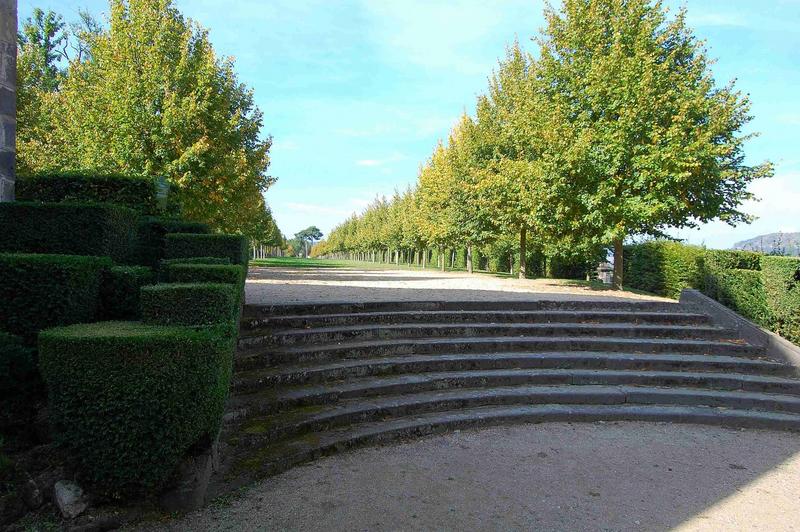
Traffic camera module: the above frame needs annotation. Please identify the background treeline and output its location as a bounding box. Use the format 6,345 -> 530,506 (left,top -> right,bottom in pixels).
17,1 -> 285,248
313,0 -> 771,287
624,241 -> 800,345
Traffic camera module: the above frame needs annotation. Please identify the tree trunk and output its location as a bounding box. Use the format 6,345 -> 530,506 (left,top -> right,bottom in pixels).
518,227 -> 527,280
467,245 -> 473,274
422,249 -> 427,269
613,236 -> 624,290
440,247 -> 445,271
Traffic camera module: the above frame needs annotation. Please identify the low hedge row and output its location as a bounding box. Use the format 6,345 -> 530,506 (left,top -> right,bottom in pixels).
762,256 -> 800,345
625,241 -> 800,345
712,269 -> 771,325
623,241 -> 705,298
101,266 -> 156,320
39,321 -> 235,495
16,173 -> 158,213
136,217 -> 211,267
0,202 -> 139,263
165,233 -> 249,267
141,283 -> 237,326
0,253 -> 112,342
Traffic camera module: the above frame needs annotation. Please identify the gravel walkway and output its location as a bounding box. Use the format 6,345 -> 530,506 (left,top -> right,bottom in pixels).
139,422 -> 800,531
245,266 -> 671,305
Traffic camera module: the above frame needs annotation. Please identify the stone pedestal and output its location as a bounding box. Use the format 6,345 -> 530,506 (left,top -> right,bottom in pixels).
0,0 -> 16,201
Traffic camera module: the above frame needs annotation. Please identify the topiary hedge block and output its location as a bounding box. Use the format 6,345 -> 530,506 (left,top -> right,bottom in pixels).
39,321 -> 236,496
0,201 -> 139,263
0,253 -> 112,342
165,263 -> 245,287
141,283 -> 237,326
136,216 -> 211,267
157,256 -> 231,281
165,233 -> 249,267
16,172 -> 158,213
704,249 -> 762,271
761,256 -> 800,345
101,266 -> 156,320
623,240 -> 705,298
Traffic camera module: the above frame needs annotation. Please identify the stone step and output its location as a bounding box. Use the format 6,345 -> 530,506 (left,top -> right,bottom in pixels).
228,385 -> 800,445
240,309 -> 711,333
219,403 -> 800,493
233,352 -> 793,391
246,322 -> 733,348
236,336 -> 764,369
242,299 -> 685,318
228,368 -> 800,418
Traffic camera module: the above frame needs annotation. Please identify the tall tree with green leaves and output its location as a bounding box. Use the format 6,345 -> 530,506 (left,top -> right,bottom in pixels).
536,0 -> 772,288
17,0 -> 275,236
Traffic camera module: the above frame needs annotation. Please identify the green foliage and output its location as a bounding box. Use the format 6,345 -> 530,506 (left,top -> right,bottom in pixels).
141,283 -> 236,326
761,256 -> 800,344
0,201 -> 139,263
705,249 -> 762,271
703,249 -> 762,301
136,216 -> 210,267
0,332 -> 37,398
623,241 -> 705,299
0,253 -> 112,342
713,269 -> 771,325
101,266 -> 155,320
166,263 -> 245,288
39,321 -> 235,495
165,233 -> 249,267
17,0 -> 275,236
16,173 -> 158,212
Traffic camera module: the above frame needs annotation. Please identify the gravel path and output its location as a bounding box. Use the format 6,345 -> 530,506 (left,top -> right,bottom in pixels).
245,266 -> 671,305
139,422 -> 800,531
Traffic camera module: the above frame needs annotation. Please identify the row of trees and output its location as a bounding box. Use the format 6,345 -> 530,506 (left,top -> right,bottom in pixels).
314,0 -> 771,287
17,1 -> 285,247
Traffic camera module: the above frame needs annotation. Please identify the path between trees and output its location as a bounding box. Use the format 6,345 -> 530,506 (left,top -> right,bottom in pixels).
244,264 -> 670,305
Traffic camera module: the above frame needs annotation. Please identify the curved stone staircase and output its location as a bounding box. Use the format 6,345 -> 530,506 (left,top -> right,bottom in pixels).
214,299 -> 800,493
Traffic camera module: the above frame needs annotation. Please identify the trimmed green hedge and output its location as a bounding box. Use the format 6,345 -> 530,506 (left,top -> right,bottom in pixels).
704,249 -> 762,271
166,263 -> 245,287
165,233 -> 249,267
16,173 -> 157,212
39,321 -> 235,495
0,201 -> 139,262
624,240 -> 705,298
101,266 -> 156,320
0,332 -> 37,399
141,283 -> 237,326
761,256 -> 800,344
713,269 -> 771,325
136,216 -> 211,267
0,253 -> 112,342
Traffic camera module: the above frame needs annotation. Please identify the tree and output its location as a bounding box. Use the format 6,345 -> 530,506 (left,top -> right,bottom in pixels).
536,0 -> 773,288
17,0 -> 275,235
295,226 -> 323,258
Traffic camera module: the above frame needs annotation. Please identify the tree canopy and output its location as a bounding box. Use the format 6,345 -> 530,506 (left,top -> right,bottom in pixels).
17,0 -> 278,241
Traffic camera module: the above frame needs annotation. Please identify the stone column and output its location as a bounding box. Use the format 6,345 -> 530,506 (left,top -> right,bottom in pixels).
0,0 -> 16,201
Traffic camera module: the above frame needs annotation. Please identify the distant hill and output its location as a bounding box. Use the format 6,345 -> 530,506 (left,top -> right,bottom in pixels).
734,232 -> 800,256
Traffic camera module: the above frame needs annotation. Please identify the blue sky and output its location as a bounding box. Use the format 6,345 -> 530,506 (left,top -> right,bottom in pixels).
18,0 -> 800,249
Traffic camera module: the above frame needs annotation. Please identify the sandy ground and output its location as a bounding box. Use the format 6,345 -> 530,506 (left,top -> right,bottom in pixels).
139,422 -> 800,531
245,266 -> 671,305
